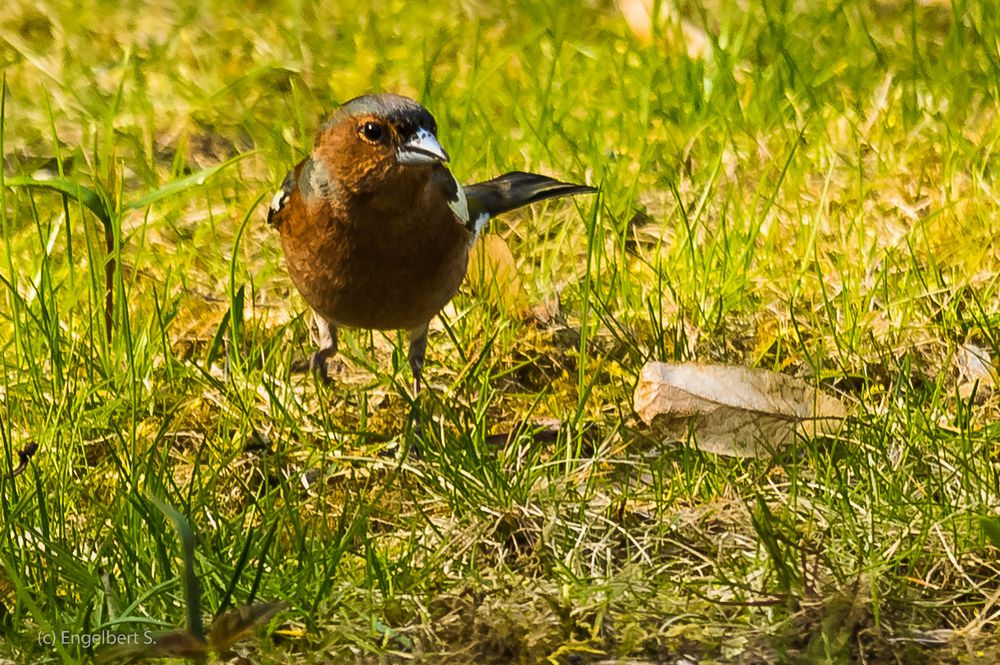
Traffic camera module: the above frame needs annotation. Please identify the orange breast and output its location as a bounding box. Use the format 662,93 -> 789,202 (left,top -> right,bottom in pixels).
280,179 -> 472,331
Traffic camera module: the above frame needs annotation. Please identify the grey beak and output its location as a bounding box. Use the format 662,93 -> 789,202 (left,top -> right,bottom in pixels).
397,127 -> 449,165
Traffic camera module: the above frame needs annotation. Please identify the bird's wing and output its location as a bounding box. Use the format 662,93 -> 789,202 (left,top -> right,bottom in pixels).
266,167 -> 298,228
463,171 -> 596,235
429,165 -> 472,230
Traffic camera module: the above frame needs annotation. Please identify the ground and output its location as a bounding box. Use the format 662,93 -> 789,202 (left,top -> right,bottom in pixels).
2,0 -> 1000,663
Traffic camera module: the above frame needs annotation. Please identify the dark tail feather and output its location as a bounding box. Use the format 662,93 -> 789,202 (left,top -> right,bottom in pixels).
464,171 -> 596,219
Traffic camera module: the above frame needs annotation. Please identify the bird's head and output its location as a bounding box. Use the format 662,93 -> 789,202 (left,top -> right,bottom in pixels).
312,94 -> 449,195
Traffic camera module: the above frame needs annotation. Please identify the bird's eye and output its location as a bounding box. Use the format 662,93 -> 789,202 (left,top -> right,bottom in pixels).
360,122 -> 384,142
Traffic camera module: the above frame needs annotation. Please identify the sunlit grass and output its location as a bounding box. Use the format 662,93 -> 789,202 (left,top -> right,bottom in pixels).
3,0 -> 1000,663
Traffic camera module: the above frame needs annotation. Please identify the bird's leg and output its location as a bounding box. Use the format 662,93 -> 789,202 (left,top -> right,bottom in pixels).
400,323 -> 430,453
291,311 -> 338,383
407,323 -> 429,397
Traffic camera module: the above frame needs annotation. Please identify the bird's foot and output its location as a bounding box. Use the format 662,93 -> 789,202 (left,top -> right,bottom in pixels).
290,350 -> 334,384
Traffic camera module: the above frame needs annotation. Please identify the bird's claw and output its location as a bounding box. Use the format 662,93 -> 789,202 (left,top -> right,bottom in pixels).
290,351 -> 333,384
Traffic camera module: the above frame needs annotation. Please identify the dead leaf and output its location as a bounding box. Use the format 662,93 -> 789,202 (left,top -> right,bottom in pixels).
616,0 -> 710,58
530,291 -> 561,324
466,235 -> 531,317
96,602 -> 287,664
634,362 -> 848,458
208,601 -> 288,652
957,341 -> 995,399
4,441 -> 38,479
957,342 -> 994,383
97,629 -> 207,663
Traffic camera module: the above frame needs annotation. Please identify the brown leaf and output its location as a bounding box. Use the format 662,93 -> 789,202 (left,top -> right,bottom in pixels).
957,341 -> 995,400
5,441 -> 38,479
466,235 -> 530,317
208,601 -> 288,652
97,630 -> 207,663
530,291 -> 561,325
615,0 -> 710,58
634,362 -> 848,458
957,342 -> 994,383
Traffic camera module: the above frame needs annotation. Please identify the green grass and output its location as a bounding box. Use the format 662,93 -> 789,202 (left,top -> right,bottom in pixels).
3,0 -> 1000,662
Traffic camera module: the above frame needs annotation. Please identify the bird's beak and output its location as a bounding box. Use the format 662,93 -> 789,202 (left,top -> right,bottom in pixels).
397,127 -> 450,165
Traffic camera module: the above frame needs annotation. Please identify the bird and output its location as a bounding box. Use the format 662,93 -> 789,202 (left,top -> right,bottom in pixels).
267,93 -> 595,395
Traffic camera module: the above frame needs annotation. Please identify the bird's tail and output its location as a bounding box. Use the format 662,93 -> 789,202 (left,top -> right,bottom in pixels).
464,171 -> 596,220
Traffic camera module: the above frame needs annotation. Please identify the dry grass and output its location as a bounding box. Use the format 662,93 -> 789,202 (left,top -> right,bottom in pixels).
4,0 -> 1000,663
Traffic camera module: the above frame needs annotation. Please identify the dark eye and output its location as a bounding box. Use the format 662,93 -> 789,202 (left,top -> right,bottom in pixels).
360,122 -> 384,142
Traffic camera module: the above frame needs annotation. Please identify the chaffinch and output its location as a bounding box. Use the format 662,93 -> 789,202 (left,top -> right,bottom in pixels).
267,93 -> 595,394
